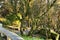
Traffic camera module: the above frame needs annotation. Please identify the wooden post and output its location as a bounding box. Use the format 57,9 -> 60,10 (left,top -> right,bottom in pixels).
56,34 -> 59,40
18,22 -> 21,31
7,37 -> 11,40
50,29 -> 59,40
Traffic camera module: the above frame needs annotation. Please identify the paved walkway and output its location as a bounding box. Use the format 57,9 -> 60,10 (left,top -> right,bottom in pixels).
0,23 -> 24,40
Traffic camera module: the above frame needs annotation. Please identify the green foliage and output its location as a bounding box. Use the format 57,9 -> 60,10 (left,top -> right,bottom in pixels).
20,35 -> 44,40
6,14 -> 17,22
0,0 -> 60,40
3,20 -> 11,25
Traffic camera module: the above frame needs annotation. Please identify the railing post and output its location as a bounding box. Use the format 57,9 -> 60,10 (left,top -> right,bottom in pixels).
7,37 -> 11,40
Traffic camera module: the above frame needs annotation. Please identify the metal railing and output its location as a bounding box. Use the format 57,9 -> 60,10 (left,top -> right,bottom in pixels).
0,23 -> 24,40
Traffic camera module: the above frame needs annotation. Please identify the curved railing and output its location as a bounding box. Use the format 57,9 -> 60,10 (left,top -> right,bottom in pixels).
0,23 -> 24,40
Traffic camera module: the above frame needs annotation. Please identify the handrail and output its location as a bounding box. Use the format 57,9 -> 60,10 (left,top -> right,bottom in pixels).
0,23 -> 24,40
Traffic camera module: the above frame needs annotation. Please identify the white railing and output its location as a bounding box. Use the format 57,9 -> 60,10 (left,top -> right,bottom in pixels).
0,23 -> 24,40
